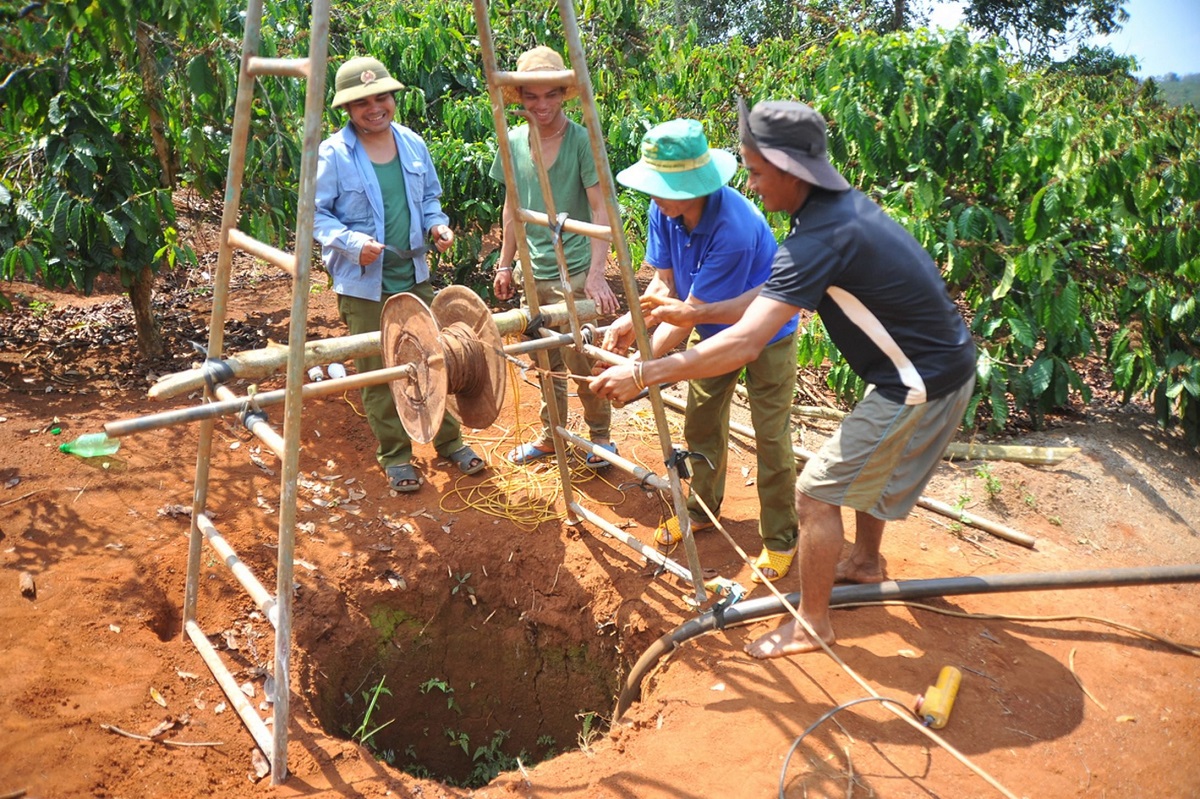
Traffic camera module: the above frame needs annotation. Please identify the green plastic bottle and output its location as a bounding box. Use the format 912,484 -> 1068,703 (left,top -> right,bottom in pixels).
59,432 -> 121,458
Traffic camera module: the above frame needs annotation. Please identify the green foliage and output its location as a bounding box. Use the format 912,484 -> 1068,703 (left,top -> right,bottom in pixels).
450,571 -> 475,600
796,316 -> 864,406
961,0 -> 1128,64
1,2 -> 183,298
419,676 -> 462,713
0,0 -> 304,352
975,463 -> 1003,501
576,710 -> 604,753
637,0 -> 923,48
765,28 -> 1199,442
350,675 -> 395,752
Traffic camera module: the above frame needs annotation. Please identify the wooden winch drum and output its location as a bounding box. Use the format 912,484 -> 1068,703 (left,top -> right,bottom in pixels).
430,286 -> 507,430
380,287 -> 507,443
380,293 -> 447,444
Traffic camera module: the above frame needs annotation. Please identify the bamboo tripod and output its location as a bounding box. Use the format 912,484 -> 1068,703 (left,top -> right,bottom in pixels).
471,0 -> 710,603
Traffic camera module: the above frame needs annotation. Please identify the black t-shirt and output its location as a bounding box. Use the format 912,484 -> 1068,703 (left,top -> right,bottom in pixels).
760,188 -> 975,404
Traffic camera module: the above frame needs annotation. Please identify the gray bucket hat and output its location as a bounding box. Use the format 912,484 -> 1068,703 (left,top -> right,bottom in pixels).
616,119 -> 737,200
331,56 -> 405,109
738,99 -> 849,192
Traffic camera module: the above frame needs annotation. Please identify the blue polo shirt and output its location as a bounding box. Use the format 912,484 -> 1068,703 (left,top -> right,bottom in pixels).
645,185 -> 797,344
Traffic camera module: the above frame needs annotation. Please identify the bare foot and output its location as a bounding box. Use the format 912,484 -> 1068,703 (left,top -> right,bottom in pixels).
744,618 -> 835,659
835,556 -> 886,584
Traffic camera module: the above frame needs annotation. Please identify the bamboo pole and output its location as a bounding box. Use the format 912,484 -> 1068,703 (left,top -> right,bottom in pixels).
569,502 -> 695,584
734,384 -> 1080,465
941,441 -> 1081,466
148,299 -> 599,401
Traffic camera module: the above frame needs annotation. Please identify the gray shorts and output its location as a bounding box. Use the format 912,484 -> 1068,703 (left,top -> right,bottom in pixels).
797,377 -> 975,520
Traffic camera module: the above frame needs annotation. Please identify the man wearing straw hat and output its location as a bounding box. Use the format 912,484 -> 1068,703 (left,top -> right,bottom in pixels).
489,45 -> 620,469
592,100 -> 975,659
602,118 -> 800,584
314,55 -> 486,493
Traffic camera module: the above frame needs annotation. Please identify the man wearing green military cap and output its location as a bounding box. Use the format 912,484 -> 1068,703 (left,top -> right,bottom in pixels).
314,55 -> 486,492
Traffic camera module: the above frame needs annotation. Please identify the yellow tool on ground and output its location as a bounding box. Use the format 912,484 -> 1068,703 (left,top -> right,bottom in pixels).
916,665 -> 963,729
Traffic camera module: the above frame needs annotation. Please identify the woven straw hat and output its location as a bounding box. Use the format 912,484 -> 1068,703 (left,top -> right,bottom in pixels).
502,46 -> 578,105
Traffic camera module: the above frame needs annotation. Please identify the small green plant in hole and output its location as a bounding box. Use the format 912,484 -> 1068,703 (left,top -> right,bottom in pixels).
577,710 -> 604,754
537,733 -> 557,758
351,675 -> 395,754
420,676 -> 462,714
451,572 -> 476,603
468,729 -> 520,786
445,727 -> 471,755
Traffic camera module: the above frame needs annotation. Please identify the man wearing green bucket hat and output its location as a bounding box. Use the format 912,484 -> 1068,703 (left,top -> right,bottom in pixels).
593,100 -> 975,661
603,119 -> 800,581
314,55 -> 486,493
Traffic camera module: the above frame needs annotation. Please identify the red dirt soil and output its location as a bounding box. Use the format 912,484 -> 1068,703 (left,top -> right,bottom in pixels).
2,261 -> 1199,799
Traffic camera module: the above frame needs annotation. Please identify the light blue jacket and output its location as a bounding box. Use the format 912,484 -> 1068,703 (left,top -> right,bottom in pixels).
313,122 -> 449,301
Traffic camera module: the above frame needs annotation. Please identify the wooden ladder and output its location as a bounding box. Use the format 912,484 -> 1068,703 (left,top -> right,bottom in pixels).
181,0 -> 331,784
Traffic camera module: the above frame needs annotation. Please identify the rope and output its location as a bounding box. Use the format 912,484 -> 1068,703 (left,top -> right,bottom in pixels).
438,346 -> 637,530
689,492 -> 1023,799
833,600 -> 1200,657
440,322 -> 487,397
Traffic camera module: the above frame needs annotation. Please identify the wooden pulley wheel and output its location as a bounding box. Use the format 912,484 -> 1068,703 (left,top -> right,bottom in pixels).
380,292 -> 447,444
430,286 -> 507,430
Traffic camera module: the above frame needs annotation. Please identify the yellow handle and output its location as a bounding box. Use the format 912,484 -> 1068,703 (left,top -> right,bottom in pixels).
920,665 -> 963,729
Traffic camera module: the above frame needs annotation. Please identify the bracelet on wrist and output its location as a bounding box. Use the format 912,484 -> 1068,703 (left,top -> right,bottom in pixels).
495,265 -> 513,273
633,361 -> 646,391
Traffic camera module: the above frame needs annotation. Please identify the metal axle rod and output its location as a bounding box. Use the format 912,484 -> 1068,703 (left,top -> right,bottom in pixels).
105,364 -> 415,438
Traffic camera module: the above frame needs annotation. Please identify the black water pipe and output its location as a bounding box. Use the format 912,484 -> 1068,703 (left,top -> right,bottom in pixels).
615,564 -> 1200,719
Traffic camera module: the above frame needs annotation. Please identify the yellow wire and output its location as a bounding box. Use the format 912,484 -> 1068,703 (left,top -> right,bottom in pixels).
342,391 -> 366,417
439,351 -> 649,530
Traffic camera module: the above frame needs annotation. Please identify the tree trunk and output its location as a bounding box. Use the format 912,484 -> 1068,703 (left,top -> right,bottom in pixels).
129,264 -> 164,359
132,23 -> 172,359
136,23 -> 175,186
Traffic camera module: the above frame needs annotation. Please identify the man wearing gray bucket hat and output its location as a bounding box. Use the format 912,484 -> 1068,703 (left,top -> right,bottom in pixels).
314,55 -> 486,492
593,100 -> 975,660
602,119 -> 799,579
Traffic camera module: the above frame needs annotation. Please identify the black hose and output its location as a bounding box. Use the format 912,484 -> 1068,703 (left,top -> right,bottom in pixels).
615,563 -> 1200,719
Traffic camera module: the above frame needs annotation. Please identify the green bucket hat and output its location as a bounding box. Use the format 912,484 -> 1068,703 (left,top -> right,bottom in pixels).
616,119 -> 737,200
331,56 -> 405,109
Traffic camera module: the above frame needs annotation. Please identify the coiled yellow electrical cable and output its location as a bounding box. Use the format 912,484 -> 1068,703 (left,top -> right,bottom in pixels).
439,354 -> 658,531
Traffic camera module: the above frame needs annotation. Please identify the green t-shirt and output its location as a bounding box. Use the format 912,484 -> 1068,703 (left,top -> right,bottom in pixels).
489,121 -> 598,281
373,156 -> 415,295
